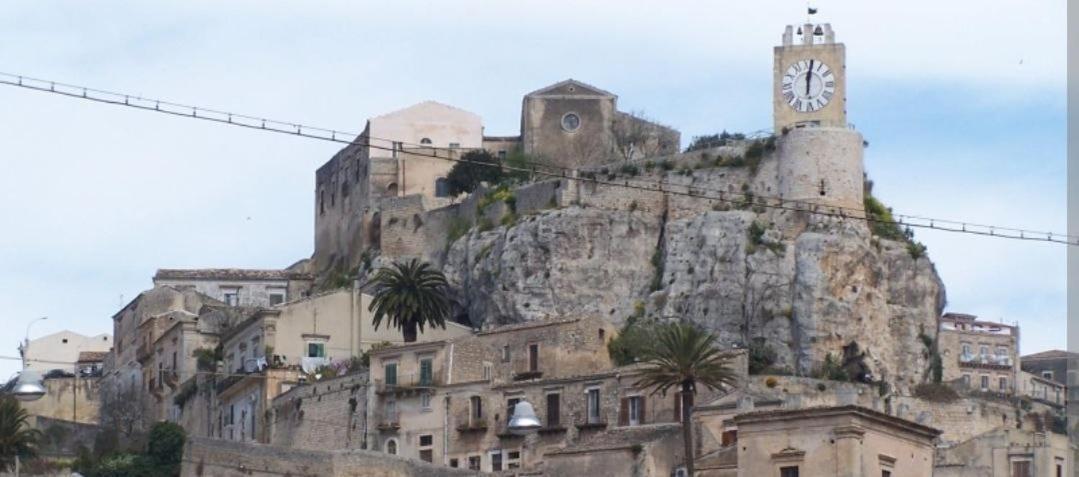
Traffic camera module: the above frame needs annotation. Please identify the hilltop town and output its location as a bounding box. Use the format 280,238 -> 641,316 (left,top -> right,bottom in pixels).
9,22 -> 1075,477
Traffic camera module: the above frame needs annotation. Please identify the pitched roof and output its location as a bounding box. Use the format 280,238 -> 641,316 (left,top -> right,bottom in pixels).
734,405 -> 941,439
370,100 -> 481,122
154,268 -> 310,281
1021,349 -> 1077,360
524,79 -> 617,99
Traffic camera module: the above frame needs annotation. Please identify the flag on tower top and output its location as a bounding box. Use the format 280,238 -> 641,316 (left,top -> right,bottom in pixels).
808,7 -> 818,15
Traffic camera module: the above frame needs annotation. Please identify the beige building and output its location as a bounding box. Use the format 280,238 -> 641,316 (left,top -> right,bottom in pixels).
732,406 -> 940,477
1019,370 -> 1066,409
935,427 -> 1072,477
20,330 -> 112,374
153,267 -> 312,307
215,286 -> 471,444
938,313 -> 1020,394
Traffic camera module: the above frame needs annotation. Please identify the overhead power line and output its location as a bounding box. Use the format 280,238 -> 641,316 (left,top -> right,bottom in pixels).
0,71 -> 1073,246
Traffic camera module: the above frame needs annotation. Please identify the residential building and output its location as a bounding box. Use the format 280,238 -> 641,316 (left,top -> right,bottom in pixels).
935,427 -> 1072,477
937,313 -> 1020,394
1019,370 -> 1066,409
153,268 -> 313,307
20,330 -> 112,375
1020,349 -> 1074,387
732,406 -> 941,477
215,286 -> 471,443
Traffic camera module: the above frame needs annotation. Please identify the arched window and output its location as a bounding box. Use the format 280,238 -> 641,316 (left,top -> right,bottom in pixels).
387,183 -> 399,196
420,138 -> 433,145
386,438 -> 397,455
435,177 -> 450,197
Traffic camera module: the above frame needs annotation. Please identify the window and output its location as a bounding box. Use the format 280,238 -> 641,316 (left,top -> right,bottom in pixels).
625,397 -> 638,427
1011,460 -> 1031,477
507,397 -> 520,420
546,393 -> 561,427
1043,371 -> 1054,381
996,346 -> 1008,356
419,358 -> 433,386
419,434 -> 433,446
528,343 -> 539,372
980,345 -> 989,357
491,451 -> 503,472
980,375 -> 989,390
561,113 -> 581,132
419,449 -> 432,463
962,374 -> 971,387
780,466 -> 800,477
468,456 -> 481,471
172,351 -> 177,370
420,391 -> 431,409
470,396 -> 483,420
420,138 -> 432,145
269,293 -> 285,306
506,450 -> 521,469
497,150 -> 507,161
502,345 -> 510,362
449,458 -> 458,468
483,362 -> 492,381
448,142 -> 460,149
385,439 -> 397,455
319,190 -> 326,215
387,183 -> 398,196
882,471 -> 891,477
223,290 -> 239,306
418,434 -> 433,463
587,388 -> 602,423
307,342 -> 325,358
435,177 -> 450,197
961,343 -> 972,356
384,362 -> 398,386
999,377 -> 1008,391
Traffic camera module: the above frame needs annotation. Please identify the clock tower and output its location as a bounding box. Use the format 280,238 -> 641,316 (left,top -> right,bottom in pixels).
773,23 -> 846,132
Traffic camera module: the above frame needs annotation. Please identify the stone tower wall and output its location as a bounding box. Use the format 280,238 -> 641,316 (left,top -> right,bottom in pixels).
777,127 -> 864,212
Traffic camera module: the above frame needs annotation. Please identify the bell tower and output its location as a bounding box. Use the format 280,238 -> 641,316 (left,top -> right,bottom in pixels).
774,22 -> 864,213
773,23 -> 847,133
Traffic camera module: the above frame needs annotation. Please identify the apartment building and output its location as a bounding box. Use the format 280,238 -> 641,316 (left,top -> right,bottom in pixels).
937,313 -> 1020,394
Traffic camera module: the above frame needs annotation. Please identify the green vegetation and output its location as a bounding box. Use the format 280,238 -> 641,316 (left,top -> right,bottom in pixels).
172,380 -> 198,407
72,422 -> 185,477
919,327 -> 943,384
619,164 -> 640,176
633,322 -> 739,476
746,221 -> 785,255
0,397 -> 42,473
649,244 -> 665,291
812,353 -> 851,382
368,259 -> 451,343
446,216 -> 472,244
445,150 -> 503,196
913,383 -> 959,403
193,347 -> 220,372
747,338 -> 778,375
685,131 -> 746,152
607,303 -> 650,366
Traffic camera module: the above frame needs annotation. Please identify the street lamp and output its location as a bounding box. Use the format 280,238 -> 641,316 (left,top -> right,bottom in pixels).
506,400 -> 542,435
21,316 -> 48,369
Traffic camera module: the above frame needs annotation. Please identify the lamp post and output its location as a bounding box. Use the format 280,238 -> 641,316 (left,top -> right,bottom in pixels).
8,317 -> 48,477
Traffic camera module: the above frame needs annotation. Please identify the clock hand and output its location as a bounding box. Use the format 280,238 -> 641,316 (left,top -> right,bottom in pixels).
806,60 -> 814,96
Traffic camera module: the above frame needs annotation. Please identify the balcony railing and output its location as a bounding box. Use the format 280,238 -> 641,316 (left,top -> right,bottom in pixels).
575,414 -> 607,431
959,353 -> 1013,368
377,411 -> 400,431
455,412 -> 488,433
375,373 -> 439,394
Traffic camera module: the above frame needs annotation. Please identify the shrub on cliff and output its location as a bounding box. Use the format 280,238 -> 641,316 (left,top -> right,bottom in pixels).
446,150 -> 503,195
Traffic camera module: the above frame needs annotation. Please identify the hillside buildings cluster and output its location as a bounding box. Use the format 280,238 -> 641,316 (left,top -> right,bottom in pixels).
12,20 -> 1076,477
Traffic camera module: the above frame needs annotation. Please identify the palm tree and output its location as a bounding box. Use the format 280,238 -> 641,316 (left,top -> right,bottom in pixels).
634,322 -> 738,476
368,259 -> 451,343
0,396 -> 42,472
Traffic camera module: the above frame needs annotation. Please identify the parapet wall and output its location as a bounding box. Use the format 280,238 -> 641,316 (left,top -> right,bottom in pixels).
182,437 -> 479,477
269,373 -> 370,451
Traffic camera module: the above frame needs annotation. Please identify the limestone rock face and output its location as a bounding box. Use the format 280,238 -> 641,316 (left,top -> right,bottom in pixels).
443,207 -> 660,326
441,201 -> 944,385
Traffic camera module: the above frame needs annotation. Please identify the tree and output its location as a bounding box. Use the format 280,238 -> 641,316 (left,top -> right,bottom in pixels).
634,322 -> 738,476
146,422 -> 185,476
368,259 -> 452,343
100,381 -> 147,442
445,150 -> 503,196
0,396 -> 42,472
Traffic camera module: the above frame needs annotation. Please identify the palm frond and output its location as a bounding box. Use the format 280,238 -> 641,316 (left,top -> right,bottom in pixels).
634,322 -> 738,397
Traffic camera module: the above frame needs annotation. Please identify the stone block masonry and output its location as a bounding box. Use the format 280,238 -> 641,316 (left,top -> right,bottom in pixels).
269,372 -> 370,451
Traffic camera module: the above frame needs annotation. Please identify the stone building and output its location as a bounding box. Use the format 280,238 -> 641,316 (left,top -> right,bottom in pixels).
153,267 -> 312,307
311,80 -> 679,273
1020,349 -> 1074,387
731,406 -> 940,477
1018,370 -> 1067,409
213,286 -> 470,444
934,427 -> 1072,477
938,313 -> 1020,394
20,330 -> 112,375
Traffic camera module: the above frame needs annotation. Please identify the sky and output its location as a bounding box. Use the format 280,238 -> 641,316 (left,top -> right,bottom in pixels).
0,1 -> 1066,380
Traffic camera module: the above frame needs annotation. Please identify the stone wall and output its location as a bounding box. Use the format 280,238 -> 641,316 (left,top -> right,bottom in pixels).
269,373 -> 370,451
20,377 -> 101,425
182,437 -> 480,477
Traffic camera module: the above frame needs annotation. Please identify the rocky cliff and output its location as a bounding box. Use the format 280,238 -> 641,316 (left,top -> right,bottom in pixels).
436,149 -> 945,391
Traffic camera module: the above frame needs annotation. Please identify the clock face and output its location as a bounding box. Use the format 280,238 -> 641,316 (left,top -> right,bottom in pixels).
781,59 -> 837,113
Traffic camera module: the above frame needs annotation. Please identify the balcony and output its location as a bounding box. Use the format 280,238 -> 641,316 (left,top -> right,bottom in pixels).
377,411 -> 400,431
512,370 -> 543,381
575,415 -> 607,431
375,373 -> 439,395
455,413 -> 489,433
163,370 -> 180,389
958,353 -> 1013,370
